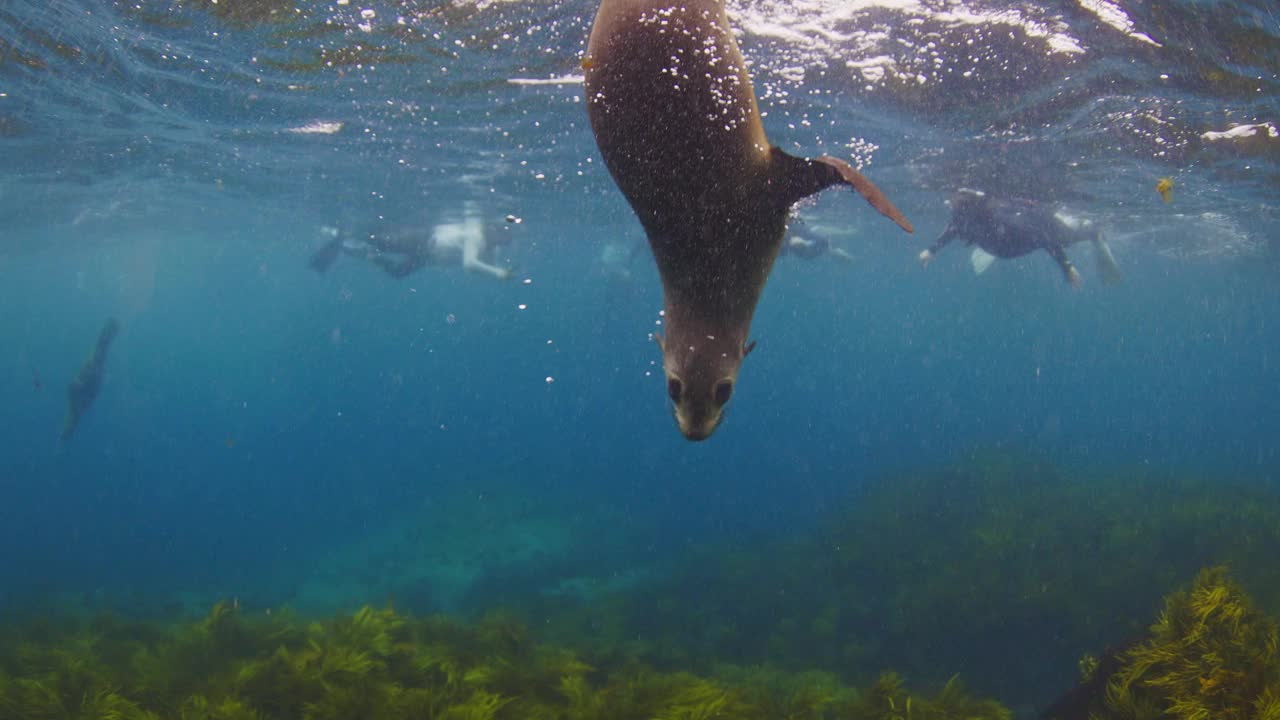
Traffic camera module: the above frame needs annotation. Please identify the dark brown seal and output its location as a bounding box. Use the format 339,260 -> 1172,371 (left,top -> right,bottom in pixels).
584,0 -> 913,440
62,317 -> 119,441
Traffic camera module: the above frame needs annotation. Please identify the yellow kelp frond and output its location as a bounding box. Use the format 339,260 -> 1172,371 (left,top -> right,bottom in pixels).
1255,684 -> 1280,720
0,676 -> 67,720
929,674 -> 1013,720
559,673 -> 606,720
79,688 -> 160,720
854,671 -> 908,720
594,671 -> 718,720
1100,566 -> 1280,720
387,685 -> 447,719
0,600 -> 1013,720
718,665 -> 845,720
332,604 -> 411,661
831,671 -> 1014,720
439,689 -> 511,720
652,676 -> 746,720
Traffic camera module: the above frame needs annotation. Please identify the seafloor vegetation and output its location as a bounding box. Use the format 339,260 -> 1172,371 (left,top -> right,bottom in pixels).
1045,565 -> 1280,720
5,453 -> 1278,718
502,452 -> 1280,707
1,565 -> 1277,720
0,599 -> 1014,720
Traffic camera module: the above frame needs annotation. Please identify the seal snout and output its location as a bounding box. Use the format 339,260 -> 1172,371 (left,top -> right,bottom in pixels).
677,413 -> 721,442
668,373 -> 734,441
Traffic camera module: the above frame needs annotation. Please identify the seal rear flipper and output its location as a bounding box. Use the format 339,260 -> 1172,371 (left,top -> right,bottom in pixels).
771,148 -> 913,233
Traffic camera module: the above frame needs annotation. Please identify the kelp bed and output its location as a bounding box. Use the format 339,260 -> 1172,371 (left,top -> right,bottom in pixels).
2,566 -> 1279,720
508,453 -> 1280,706
0,599 -> 1011,720
6,450 -> 1280,719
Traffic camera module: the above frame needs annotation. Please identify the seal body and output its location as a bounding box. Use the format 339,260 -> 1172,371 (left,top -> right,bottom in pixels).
584,0 -> 911,440
62,317 -> 119,441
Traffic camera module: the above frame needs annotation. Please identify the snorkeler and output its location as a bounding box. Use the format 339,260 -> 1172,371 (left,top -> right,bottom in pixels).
780,234 -> 854,264
309,202 -> 514,281
62,317 -> 120,441
597,237 -> 644,283
918,189 -> 1122,288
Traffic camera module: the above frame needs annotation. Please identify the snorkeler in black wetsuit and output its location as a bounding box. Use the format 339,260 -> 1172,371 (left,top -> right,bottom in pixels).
918,189 -> 1121,288
779,234 -> 853,263
310,226 -> 444,279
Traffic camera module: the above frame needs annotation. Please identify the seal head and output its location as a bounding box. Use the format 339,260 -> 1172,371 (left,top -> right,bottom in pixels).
656,311 -> 757,442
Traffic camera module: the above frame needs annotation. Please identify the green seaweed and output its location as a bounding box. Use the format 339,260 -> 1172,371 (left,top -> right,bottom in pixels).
1097,566 -> 1280,720
508,452 -> 1280,708
0,599 -> 1011,720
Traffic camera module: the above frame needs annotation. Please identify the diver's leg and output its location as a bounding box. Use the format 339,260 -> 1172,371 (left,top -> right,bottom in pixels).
309,234 -> 345,273
372,255 -> 420,279
1047,245 -> 1082,288
1091,233 -> 1123,285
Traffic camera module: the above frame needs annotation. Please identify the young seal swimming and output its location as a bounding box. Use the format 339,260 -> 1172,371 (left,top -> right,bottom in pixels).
584,0 -> 913,441
918,189 -> 1122,288
62,317 -> 119,441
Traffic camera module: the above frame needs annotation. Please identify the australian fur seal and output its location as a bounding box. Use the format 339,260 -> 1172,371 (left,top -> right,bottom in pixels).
918,189 -> 1122,288
584,0 -> 913,441
62,317 -> 119,441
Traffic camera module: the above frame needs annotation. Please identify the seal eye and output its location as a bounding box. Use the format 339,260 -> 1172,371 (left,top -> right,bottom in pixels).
714,380 -> 733,406
667,378 -> 683,402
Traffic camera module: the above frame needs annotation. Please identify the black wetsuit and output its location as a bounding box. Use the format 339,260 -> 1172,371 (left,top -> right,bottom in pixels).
928,192 -> 1098,281
353,228 -> 438,279
309,223 -> 512,279
309,227 -> 436,278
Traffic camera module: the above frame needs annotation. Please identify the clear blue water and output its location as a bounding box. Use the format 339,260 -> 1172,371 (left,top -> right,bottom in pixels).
1,0 -> 1277,641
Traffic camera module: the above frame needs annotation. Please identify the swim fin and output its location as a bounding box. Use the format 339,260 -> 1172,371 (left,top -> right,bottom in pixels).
309,236 -> 344,273
1092,236 -> 1123,285
970,247 -> 997,275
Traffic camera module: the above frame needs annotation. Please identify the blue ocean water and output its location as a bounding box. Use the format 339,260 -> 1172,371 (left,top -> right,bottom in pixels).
0,0 -> 1277,674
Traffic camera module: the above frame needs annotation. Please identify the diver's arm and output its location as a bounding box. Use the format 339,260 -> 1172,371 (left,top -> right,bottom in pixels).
919,224 -> 957,266
930,225 -> 958,253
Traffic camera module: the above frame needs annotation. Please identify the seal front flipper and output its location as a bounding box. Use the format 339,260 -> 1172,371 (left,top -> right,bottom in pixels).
771,148 -> 914,234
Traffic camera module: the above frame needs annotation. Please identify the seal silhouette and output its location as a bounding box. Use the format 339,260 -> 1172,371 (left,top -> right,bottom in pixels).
62,317 -> 119,441
584,0 -> 913,441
